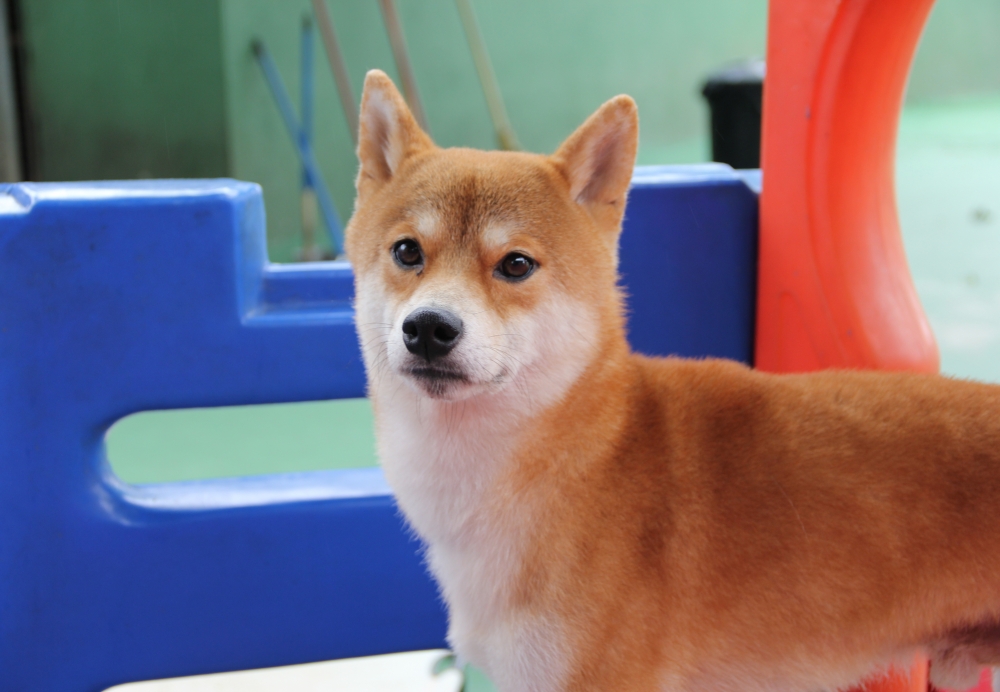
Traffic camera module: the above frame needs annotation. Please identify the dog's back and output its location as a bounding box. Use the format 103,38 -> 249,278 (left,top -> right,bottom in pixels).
523,356 -> 1000,690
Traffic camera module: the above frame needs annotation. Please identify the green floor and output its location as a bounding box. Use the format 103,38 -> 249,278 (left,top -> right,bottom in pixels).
896,94 -> 1000,381
107,398 -> 377,483
104,95 -> 1000,692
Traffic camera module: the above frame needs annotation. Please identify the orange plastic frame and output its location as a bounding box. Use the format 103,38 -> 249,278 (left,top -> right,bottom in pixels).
757,0 -> 938,690
757,0 -> 939,374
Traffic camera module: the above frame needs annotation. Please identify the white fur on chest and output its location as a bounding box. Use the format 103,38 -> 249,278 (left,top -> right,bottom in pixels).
355,276 -> 598,691
373,383 -> 528,620
373,384 -> 568,692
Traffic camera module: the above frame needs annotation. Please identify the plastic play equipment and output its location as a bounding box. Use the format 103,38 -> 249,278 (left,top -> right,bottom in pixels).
756,0 -> 938,374
0,167 -> 758,690
0,182 -> 440,690
624,166 -> 758,363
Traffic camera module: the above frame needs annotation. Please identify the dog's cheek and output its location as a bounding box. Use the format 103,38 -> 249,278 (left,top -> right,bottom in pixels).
520,291 -> 600,406
354,275 -> 399,374
485,270 -> 546,323
471,312 -> 517,381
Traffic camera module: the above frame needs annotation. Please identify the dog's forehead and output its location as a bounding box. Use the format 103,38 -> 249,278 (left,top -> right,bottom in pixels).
402,150 -> 563,244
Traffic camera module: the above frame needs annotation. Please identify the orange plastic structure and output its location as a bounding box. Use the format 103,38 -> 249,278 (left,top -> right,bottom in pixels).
757,0 -> 938,690
858,656 -> 928,692
757,0 -> 939,374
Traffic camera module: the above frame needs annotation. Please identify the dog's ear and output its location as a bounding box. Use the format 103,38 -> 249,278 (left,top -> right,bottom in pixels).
356,70 -> 434,197
552,95 -> 638,229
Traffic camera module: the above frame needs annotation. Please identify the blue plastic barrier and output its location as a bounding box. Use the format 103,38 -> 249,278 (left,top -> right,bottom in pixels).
0,164 -> 757,691
623,165 -> 759,363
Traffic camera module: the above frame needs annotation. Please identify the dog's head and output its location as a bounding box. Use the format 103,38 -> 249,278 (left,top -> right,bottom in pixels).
346,71 -> 638,405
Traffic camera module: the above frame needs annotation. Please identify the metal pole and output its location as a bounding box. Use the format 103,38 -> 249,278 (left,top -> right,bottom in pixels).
377,0 -> 430,133
301,16 -> 314,177
311,0 -> 358,145
300,17 -> 320,260
252,39 -> 344,256
455,0 -> 520,151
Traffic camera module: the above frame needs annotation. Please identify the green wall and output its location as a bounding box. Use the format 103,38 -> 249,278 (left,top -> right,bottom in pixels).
16,0 -> 1000,260
218,0 -> 770,259
17,0 -> 228,180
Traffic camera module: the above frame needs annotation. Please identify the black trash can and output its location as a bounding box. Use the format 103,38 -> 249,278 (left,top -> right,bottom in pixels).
701,59 -> 765,170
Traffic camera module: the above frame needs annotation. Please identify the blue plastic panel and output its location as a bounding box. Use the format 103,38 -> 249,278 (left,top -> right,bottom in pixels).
622,164 -> 758,364
0,165 -> 757,691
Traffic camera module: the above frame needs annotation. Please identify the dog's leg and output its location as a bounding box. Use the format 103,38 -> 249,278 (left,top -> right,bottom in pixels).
929,623 -> 1000,690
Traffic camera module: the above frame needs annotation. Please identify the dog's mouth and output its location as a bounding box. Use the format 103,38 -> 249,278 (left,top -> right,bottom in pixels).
408,365 -> 467,382
405,364 -> 471,398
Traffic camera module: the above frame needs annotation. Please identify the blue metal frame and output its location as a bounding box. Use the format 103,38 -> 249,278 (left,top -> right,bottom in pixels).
301,18 -> 315,187
253,37 -> 344,255
0,165 -> 757,691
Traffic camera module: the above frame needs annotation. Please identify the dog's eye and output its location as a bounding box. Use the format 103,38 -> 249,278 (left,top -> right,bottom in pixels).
497,253 -> 535,281
392,239 -> 423,268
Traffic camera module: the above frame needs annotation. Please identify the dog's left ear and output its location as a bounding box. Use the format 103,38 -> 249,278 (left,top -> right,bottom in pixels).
552,95 -> 638,230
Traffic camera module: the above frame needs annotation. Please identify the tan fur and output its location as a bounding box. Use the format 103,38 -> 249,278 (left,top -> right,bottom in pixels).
347,70 -> 1000,692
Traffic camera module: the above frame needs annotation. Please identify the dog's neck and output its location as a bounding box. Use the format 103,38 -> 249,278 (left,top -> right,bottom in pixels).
371,316 -> 629,547
374,382 -> 525,539
377,331 -> 631,679
369,282 -> 628,689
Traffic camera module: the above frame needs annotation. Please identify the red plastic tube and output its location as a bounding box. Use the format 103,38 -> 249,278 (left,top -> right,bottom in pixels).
757,0 -> 939,690
756,0 -> 939,374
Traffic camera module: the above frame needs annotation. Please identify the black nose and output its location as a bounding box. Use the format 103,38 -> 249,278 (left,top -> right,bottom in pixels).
402,309 -> 464,361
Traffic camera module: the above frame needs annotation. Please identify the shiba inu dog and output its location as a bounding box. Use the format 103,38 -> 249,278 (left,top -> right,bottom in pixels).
346,70 -> 1000,692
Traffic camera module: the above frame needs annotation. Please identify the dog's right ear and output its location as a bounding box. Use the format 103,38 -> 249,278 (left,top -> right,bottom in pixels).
552,95 -> 638,232
356,70 -> 434,198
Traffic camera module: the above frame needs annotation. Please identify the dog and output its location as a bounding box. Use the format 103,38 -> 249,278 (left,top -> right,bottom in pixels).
346,70 -> 1000,692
